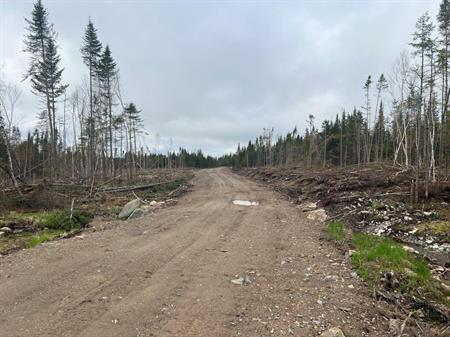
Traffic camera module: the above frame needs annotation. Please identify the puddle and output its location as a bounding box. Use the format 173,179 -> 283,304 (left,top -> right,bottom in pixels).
232,200 -> 259,206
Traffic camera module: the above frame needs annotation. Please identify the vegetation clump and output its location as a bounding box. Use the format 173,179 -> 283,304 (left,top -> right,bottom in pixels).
351,233 -> 449,308
326,221 -> 346,242
416,220 -> 450,241
0,209 -> 93,254
35,210 -> 92,231
351,233 -> 430,287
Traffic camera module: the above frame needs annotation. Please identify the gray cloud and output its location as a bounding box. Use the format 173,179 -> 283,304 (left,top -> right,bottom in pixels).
1,0 -> 436,156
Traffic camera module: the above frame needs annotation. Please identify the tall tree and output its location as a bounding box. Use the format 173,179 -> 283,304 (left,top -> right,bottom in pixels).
410,12 -> 434,202
362,75 -> 372,163
438,0 -> 450,175
97,45 -> 117,175
81,18 -> 102,177
123,102 -> 143,178
24,0 -> 67,178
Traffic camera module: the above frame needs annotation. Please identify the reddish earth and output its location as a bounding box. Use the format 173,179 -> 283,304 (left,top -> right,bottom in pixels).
0,168 -> 441,336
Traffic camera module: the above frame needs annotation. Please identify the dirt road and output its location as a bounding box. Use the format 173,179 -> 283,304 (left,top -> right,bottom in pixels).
0,168 -> 397,336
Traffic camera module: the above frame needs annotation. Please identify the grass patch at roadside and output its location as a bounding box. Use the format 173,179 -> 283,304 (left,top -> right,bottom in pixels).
327,221 -> 346,242
26,229 -> 67,248
351,233 -> 449,307
351,233 -> 431,287
0,209 -> 93,254
0,228 -> 73,253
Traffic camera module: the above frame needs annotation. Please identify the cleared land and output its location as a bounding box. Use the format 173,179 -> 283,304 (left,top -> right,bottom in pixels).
0,168 -> 444,336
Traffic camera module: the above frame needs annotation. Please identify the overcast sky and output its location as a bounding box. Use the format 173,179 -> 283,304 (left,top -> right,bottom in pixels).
0,0 -> 439,156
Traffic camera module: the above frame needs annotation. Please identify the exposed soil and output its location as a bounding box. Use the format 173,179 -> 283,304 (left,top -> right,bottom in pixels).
237,165 -> 450,265
0,168 -> 445,336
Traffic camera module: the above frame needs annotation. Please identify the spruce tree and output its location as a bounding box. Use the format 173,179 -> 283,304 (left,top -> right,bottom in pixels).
124,102 -> 142,177
98,45 -> 117,174
24,0 -> 66,178
81,18 -> 102,176
438,0 -> 450,173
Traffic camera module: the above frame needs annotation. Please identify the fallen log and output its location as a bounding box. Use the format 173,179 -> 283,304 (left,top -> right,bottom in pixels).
99,179 -> 178,193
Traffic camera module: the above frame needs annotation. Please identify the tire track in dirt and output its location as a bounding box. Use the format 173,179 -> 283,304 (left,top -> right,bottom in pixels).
1,168 -> 437,336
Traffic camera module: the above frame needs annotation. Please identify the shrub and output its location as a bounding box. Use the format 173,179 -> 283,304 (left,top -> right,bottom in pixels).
38,210 -> 93,231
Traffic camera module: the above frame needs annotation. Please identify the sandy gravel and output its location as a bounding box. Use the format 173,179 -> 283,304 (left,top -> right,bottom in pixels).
0,168 -> 424,336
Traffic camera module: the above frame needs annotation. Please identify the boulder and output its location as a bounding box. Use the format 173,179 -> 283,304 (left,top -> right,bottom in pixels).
118,199 -> 142,219
321,327 -> 345,337
0,227 -> 12,234
128,208 -> 145,220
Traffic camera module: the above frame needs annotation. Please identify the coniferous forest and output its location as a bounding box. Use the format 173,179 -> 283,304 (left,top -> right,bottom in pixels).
221,6 -> 450,203
0,0 -> 216,192
1,0 -> 450,202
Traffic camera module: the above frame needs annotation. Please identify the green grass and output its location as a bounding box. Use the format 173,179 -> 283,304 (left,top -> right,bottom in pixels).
350,233 -> 450,308
3,210 -> 92,231
0,228 -> 70,252
371,200 -> 384,210
26,229 -> 67,248
110,205 -> 122,216
327,221 -> 346,242
351,233 -> 433,289
36,210 -> 92,230
0,209 -> 93,254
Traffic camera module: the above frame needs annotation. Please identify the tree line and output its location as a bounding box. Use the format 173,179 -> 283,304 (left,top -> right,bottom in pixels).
222,2 -> 450,201
1,0 -> 214,190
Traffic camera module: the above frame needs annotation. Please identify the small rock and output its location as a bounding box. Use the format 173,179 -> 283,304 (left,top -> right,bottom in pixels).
299,201 -> 317,212
409,227 -> 418,234
128,208 -> 145,220
118,199 -> 142,219
307,209 -> 327,222
402,245 -> 419,254
320,327 -> 345,337
389,319 -> 401,334
350,271 -> 358,279
149,200 -> 158,206
0,227 -> 12,234
231,276 -> 251,285
404,216 -> 413,221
